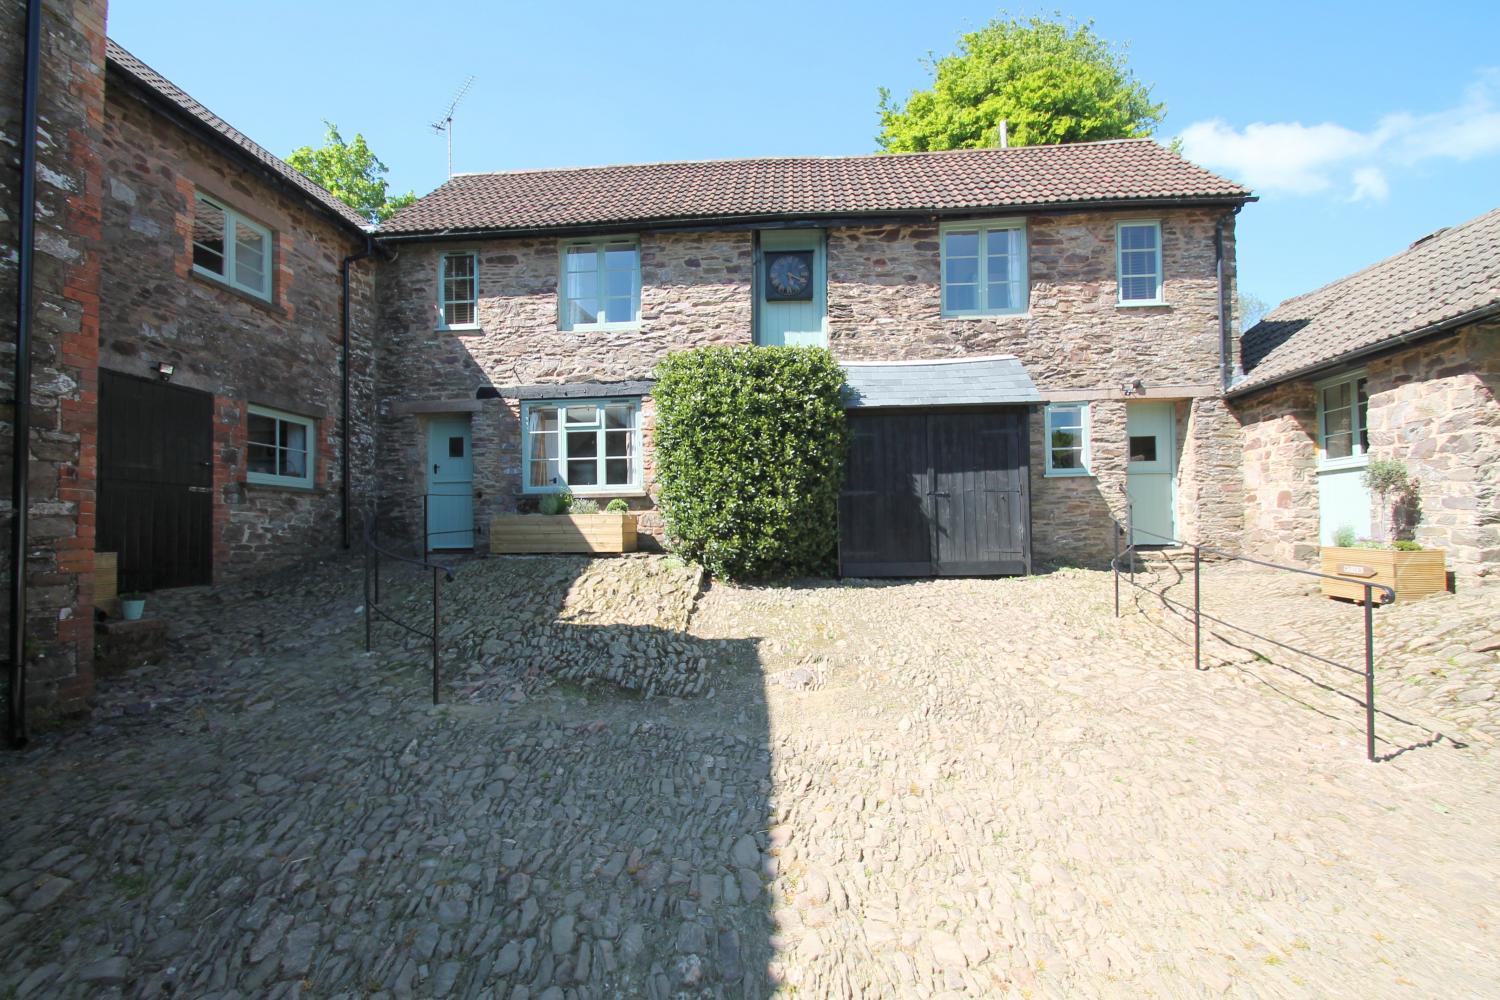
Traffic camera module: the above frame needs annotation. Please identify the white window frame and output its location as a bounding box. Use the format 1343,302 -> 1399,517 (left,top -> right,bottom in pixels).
246,405 -> 316,488
939,218 -> 1029,317
1044,402 -> 1091,477
520,398 -> 641,494
1315,369 -> 1370,471
1116,220 -> 1165,306
192,192 -> 273,301
558,237 -> 642,331
437,251 -> 480,330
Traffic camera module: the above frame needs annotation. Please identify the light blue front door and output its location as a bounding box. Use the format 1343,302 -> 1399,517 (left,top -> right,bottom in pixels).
756,229 -> 827,347
426,416 -> 473,550
1318,467 -> 1371,544
1126,402 -> 1177,546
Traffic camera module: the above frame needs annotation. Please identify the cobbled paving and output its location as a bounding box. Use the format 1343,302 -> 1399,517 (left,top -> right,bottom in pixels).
1,554 -> 1497,999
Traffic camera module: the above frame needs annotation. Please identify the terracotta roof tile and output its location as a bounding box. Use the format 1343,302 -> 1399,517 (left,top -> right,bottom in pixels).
381,140 -> 1250,236
1236,207 -> 1500,393
104,39 -> 370,232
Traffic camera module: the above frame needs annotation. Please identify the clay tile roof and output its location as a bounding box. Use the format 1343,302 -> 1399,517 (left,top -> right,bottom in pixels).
1235,207 -> 1500,394
104,39 -> 369,232
381,140 -> 1250,237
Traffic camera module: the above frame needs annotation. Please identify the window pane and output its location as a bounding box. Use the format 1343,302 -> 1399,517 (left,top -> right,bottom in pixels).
985,228 -> 1016,256
606,269 -> 634,298
987,282 -> 1012,310
604,297 -> 634,323
234,220 -> 266,291
568,301 -> 598,327
528,434 -> 559,488
567,459 -> 598,485
193,199 -> 225,274
1356,379 -> 1370,453
1120,225 -> 1157,251
945,283 -> 977,312
1050,429 -> 1080,451
445,301 -> 475,326
530,407 -> 559,433
605,458 -> 630,484
567,429 -> 598,457
946,256 -> 978,285
1130,435 -> 1157,462
604,244 -> 637,270
248,413 -> 277,447
247,443 -> 277,475
565,405 -> 597,426
944,231 -> 979,258
565,270 -> 598,303
1050,447 -> 1080,470
604,404 -> 632,429
1323,401 -> 1351,439
605,429 -> 630,457
1121,275 -> 1158,301
281,446 -> 307,478
1324,432 -> 1353,460
1121,250 -> 1156,277
444,253 -> 475,280
565,246 -> 598,271
448,436 -> 464,458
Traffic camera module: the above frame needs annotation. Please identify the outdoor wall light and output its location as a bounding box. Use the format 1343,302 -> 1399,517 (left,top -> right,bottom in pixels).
1122,378 -> 1145,396
152,362 -> 175,381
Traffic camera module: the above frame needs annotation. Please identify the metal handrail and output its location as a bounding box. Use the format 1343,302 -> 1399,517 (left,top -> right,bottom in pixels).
363,515 -> 456,704
1112,506 -> 1396,762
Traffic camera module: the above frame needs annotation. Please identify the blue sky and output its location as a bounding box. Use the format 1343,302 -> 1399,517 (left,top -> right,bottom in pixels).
109,0 -> 1500,311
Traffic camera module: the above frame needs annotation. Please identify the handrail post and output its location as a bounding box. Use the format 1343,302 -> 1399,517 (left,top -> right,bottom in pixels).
1127,502 -> 1135,584
363,529 -> 372,653
424,494 -> 430,556
1193,544 -> 1203,671
1364,583 -> 1376,762
1112,520 -> 1120,618
431,565 -> 441,705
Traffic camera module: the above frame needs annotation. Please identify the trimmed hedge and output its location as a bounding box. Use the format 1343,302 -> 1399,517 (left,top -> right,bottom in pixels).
652,346 -> 848,580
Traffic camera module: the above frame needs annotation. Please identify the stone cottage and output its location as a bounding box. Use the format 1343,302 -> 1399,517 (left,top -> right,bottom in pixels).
1231,208 -> 1500,582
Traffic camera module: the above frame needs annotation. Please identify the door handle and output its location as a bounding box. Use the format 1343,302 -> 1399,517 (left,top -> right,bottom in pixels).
433,464 -> 440,474
932,491 -> 950,498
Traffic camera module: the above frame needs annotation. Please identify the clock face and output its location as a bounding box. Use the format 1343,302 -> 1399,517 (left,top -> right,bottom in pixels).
766,250 -> 814,301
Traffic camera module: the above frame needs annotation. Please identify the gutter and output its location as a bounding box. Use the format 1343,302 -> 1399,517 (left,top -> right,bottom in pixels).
1226,301 -> 1500,400
8,0 -> 43,748
340,231 -> 376,549
1215,205 -> 1243,391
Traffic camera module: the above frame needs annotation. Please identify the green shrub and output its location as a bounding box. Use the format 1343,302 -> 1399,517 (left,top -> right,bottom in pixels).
1332,525 -> 1357,548
652,345 -> 849,580
570,498 -> 599,514
1391,539 -> 1423,551
538,490 -> 571,515
605,498 -> 630,513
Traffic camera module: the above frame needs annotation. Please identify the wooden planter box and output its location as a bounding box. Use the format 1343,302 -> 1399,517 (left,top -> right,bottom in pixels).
1319,546 -> 1446,602
490,513 -> 637,554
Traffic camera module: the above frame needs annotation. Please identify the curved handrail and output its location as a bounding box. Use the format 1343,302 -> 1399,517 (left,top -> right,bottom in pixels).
363,515 -> 456,582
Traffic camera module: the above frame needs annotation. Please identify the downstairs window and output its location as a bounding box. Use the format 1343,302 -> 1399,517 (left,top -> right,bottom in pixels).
522,398 -> 639,492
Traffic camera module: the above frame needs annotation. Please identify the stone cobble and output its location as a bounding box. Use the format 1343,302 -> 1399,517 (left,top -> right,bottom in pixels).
0,555 -> 1496,999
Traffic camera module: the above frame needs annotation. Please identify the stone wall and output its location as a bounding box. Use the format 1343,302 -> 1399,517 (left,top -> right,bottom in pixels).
97,73 -> 376,582
0,0 -> 108,717
1231,323 -> 1499,581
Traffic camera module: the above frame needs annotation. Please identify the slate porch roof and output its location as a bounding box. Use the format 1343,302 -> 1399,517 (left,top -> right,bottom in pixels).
381,140 -> 1251,238
104,39 -> 370,233
842,356 -> 1042,409
1234,206 -> 1500,395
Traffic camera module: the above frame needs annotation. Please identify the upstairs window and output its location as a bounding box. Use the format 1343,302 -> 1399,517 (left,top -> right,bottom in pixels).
560,239 -> 640,330
940,220 -> 1028,316
439,251 -> 479,329
1317,372 -> 1370,467
192,193 -> 271,300
1116,221 -> 1164,304
247,405 -> 315,488
1044,403 -> 1091,476
523,399 -> 639,492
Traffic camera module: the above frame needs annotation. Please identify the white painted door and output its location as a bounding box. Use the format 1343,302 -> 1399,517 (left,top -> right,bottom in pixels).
426,415 -> 474,550
1126,402 -> 1177,546
756,229 -> 827,347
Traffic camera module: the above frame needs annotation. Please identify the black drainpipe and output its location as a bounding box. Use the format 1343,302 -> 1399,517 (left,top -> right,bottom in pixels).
1215,205 -> 1244,392
8,0 -> 44,748
340,232 -> 374,549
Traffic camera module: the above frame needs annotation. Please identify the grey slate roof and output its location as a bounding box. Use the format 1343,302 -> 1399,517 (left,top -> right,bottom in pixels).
842,356 -> 1041,409
104,39 -> 370,233
1235,206 -> 1500,395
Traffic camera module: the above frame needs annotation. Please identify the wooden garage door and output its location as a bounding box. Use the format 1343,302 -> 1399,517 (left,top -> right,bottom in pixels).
98,370 -> 214,593
839,407 -> 1030,577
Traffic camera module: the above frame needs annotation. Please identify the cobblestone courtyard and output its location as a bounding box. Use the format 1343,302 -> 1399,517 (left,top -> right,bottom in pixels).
2,554 -> 1497,998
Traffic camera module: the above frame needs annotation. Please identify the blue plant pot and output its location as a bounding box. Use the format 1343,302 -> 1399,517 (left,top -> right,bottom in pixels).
121,599 -> 145,621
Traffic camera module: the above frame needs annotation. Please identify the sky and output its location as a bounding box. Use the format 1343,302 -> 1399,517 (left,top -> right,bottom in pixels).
108,0 -> 1500,311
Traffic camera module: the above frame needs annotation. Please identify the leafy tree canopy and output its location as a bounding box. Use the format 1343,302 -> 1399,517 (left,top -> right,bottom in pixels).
877,15 -> 1165,152
287,122 -> 416,224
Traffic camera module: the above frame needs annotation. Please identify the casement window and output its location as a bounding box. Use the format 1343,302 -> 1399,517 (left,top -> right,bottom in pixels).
940,220 -> 1028,316
522,398 -> 640,492
1116,221 -> 1164,304
1044,402 -> 1091,476
192,193 -> 272,300
1316,372 -> 1370,467
560,239 -> 641,330
439,251 -> 479,329
247,405 -> 315,488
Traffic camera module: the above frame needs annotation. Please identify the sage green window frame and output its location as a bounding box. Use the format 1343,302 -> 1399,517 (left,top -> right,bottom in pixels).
939,218 -> 1029,317
1315,369 -> 1370,471
520,398 -> 641,494
192,192 -> 273,301
1044,402 -> 1091,477
246,405 -> 315,488
558,237 -> 641,331
1116,220 -> 1164,305
438,251 -> 480,330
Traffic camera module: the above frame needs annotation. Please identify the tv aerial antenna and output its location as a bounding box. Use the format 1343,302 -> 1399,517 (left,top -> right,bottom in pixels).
431,75 -> 475,177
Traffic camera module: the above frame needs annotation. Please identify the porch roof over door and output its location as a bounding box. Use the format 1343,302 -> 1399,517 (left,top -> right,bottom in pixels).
841,355 -> 1042,409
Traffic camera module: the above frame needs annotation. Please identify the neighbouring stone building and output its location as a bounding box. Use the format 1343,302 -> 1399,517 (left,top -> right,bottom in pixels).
1231,208 -> 1500,582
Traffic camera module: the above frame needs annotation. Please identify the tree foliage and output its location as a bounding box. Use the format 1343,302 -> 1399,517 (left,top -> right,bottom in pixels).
287,122 -> 416,223
1237,292 -> 1271,333
877,15 -> 1165,152
652,346 -> 848,580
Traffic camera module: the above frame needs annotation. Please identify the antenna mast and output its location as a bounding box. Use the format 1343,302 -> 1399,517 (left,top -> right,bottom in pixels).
430,75 -> 475,177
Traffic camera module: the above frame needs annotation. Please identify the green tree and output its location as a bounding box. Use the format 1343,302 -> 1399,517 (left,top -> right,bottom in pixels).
287,122 -> 416,223
1237,292 -> 1271,333
876,15 -> 1165,152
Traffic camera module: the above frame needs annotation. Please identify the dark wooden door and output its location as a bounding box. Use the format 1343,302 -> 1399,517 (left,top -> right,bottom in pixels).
98,370 -> 214,592
839,408 -> 1030,577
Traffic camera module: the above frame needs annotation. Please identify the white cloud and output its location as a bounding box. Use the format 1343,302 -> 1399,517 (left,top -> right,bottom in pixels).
1179,70 -> 1500,199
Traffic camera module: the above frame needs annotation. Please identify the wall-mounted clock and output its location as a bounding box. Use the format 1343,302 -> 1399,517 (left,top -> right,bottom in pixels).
765,250 -> 814,301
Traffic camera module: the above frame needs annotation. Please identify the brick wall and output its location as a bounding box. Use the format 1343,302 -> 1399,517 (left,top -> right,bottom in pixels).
97,73 -> 376,582
0,0 -> 108,718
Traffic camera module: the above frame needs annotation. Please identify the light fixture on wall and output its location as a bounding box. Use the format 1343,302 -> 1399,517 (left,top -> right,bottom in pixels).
1122,378 -> 1145,396
152,362 -> 175,381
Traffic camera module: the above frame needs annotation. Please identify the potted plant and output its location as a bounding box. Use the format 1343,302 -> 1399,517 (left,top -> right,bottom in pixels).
1320,458 -> 1446,602
120,593 -> 147,621
490,489 -> 639,554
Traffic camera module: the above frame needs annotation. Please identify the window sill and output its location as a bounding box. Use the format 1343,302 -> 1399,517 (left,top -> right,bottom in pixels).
521,487 -> 648,498
243,479 -> 320,494
560,323 -> 643,334
191,269 -> 283,316
941,311 -> 1030,321
1317,457 -> 1368,473
1116,300 -> 1169,309
1044,470 -> 1094,479
436,324 -> 483,335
